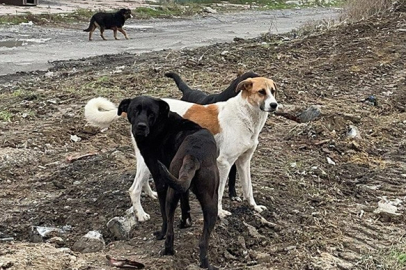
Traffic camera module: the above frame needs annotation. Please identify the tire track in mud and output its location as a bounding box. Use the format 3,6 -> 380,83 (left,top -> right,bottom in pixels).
315,161 -> 406,269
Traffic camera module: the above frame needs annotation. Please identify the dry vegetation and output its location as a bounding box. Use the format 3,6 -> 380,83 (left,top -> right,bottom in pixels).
342,0 -> 396,21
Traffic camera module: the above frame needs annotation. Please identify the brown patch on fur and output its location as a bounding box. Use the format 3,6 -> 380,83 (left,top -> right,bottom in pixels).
183,104 -> 221,135
120,112 -> 127,118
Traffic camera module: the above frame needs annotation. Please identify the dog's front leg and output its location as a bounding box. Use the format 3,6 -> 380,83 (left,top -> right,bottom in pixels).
112,27 -> 119,40
154,188 -> 168,240
216,156 -> 233,218
118,28 -> 129,40
235,148 -> 267,213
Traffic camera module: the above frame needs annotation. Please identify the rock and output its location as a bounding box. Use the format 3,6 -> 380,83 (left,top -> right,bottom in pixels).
297,105 -> 321,123
347,125 -> 361,139
70,134 -> 81,142
203,7 -> 217,14
107,214 -> 137,240
72,231 -> 105,253
326,157 -> 336,165
374,198 -> 401,222
253,252 -> 271,264
47,236 -> 65,247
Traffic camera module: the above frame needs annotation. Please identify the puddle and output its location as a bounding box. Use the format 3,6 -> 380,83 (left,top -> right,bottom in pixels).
0,38 -> 51,48
0,40 -> 25,48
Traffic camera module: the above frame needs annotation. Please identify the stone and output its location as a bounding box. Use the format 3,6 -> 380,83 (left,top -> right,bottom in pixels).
72,231 -> 105,253
107,214 -> 137,240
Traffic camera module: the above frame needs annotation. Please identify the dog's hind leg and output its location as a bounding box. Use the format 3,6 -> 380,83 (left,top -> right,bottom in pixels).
162,187 -> 180,256
118,28 -> 129,40
143,180 -> 157,199
179,191 -> 192,228
228,164 -> 241,201
100,27 -> 107,40
88,25 -> 96,41
235,148 -> 267,213
198,196 -> 218,270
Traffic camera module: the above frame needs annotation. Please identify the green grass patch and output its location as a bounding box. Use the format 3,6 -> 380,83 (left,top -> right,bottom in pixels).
0,111 -> 12,122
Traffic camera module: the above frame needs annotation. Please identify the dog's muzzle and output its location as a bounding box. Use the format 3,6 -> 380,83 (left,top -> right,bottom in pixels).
135,122 -> 149,137
261,102 -> 278,112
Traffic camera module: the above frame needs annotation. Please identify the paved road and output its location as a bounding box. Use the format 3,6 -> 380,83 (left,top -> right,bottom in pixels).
0,8 -> 340,76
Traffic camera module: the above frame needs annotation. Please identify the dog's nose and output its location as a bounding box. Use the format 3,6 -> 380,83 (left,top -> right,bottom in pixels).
137,122 -> 147,130
270,102 -> 278,110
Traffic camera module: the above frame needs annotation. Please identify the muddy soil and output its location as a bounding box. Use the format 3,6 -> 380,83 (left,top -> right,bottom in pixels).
1,5 -> 406,270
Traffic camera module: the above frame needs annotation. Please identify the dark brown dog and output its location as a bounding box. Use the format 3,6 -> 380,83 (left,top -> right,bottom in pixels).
83,8 -> 132,41
118,96 -> 219,270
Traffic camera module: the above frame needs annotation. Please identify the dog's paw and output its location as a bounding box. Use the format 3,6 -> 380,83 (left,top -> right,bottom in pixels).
161,248 -> 175,256
228,189 -> 238,200
136,212 -> 151,222
253,204 -> 267,213
179,217 -> 192,229
218,209 -> 232,219
148,191 -> 158,199
230,196 -> 242,202
154,230 -> 166,240
200,259 -> 219,270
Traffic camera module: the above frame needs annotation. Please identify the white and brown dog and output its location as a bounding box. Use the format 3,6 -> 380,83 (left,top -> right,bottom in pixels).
85,77 -> 278,219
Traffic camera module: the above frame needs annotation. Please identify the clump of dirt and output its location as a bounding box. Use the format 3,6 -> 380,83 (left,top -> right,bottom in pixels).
1,6 -> 406,270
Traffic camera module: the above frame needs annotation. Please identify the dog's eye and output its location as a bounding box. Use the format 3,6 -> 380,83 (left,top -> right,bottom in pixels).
258,89 -> 266,96
271,89 -> 276,95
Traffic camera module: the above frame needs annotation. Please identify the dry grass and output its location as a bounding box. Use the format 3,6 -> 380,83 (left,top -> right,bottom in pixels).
342,0 -> 394,21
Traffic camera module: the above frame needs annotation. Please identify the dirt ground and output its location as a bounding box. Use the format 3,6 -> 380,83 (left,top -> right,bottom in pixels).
1,4 -> 406,270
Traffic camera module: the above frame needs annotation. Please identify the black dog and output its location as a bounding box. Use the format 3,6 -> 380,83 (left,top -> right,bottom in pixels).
165,71 -> 260,201
83,8 -> 132,41
118,96 -> 219,270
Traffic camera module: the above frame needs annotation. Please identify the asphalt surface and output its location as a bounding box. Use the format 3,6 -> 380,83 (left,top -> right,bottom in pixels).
0,8 -> 340,76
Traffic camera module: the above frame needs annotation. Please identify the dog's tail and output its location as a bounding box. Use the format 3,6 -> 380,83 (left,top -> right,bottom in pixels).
164,72 -> 195,94
84,97 -> 121,129
83,17 -> 95,32
157,156 -> 200,193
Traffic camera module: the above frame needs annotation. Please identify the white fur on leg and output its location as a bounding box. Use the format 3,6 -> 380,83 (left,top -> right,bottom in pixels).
236,149 -> 267,213
129,133 -> 153,222
143,181 -> 157,199
217,155 -> 233,219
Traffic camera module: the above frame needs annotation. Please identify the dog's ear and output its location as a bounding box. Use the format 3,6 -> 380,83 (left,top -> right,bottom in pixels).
158,99 -> 170,119
236,79 -> 253,93
118,98 -> 131,117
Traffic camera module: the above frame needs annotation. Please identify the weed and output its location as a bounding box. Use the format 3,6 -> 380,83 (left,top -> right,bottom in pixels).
342,0 -> 393,22
0,111 -> 12,122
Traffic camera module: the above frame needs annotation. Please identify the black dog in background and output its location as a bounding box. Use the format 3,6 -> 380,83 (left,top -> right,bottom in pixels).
118,96 -> 219,270
165,71 -> 260,201
83,8 -> 132,41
